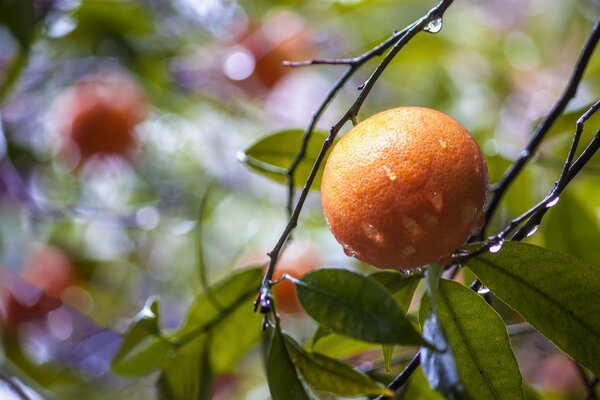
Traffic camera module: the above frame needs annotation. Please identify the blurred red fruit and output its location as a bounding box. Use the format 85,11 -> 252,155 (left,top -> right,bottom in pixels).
51,73 -> 147,165
221,11 -> 314,93
1,245 -> 78,332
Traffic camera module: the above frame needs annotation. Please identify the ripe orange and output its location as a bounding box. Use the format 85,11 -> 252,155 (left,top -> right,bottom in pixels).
51,73 -> 147,164
321,107 -> 488,270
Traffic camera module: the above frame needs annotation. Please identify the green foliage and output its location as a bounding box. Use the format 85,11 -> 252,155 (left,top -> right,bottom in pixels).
265,325 -> 311,400
284,333 -> 392,397
404,367 -> 445,400
296,268 -> 425,346
467,241 -> 600,377
242,129 -> 333,189
111,297 -> 172,376
422,280 -> 524,400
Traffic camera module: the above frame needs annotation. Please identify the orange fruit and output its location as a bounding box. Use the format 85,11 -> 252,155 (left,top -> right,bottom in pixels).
321,107 -> 488,270
51,73 -> 147,164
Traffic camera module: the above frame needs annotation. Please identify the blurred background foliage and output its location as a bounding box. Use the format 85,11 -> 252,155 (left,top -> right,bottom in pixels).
0,0 -> 599,399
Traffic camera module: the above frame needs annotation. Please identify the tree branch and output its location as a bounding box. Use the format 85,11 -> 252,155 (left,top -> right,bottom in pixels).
482,16 -> 600,234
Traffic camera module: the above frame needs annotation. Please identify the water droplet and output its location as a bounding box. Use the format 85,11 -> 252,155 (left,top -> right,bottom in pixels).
438,139 -> 447,149
424,18 -> 443,34
399,245 -> 416,259
546,196 -> 560,208
477,286 -> 491,295
343,243 -> 356,257
236,150 -> 248,163
364,223 -> 384,244
382,165 -> 397,181
430,192 -> 443,212
489,239 -> 504,254
402,217 -> 421,236
526,225 -> 540,237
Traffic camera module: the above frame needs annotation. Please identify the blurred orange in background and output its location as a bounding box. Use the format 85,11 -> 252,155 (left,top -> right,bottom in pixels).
220,11 -> 315,94
49,73 -> 148,168
1,244 -> 79,333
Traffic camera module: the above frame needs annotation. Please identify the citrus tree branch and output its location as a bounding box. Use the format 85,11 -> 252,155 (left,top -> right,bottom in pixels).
483,16 -> 600,233
255,0 -> 456,315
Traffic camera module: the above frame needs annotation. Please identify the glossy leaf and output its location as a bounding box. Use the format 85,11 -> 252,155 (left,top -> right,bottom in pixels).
420,265 -> 465,399
176,267 -> 263,338
310,332 -> 376,359
241,129 -> 332,189
404,367 -> 445,400
209,293 -> 263,373
111,297 -> 171,376
284,333 -> 392,397
424,280 -> 524,400
467,241 -> 600,377
157,336 -> 212,400
371,271 -> 421,371
369,271 -> 420,312
382,344 -> 394,373
296,268 -> 425,346
266,326 -> 311,400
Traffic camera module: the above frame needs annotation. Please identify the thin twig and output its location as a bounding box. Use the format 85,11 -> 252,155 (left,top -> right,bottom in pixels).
492,100 -> 600,240
284,23 -> 419,216
482,16 -> 600,235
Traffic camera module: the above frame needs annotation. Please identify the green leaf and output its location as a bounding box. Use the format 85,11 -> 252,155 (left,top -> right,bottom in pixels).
426,279 -> 524,400
173,267 -> 263,373
369,271 -> 421,312
310,332 -> 376,359
404,367 -> 444,400
0,0 -> 36,48
370,271 -> 420,371
382,344 -> 394,373
241,129 -> 333,189
111,297 -> 172,376
420,265 -> 465,399
283,333 -> 393,397
466,241 -> 600,377
157,335 -> 212,400
208,293 -> 263,373
296,268 -> 425,346
266,326 -> 311,400
544,192 -> 600,267
176,267 -> 263,339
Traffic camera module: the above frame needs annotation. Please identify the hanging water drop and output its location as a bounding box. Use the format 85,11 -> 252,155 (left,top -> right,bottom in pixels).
526,225 -> 540,237
477,286 -> 491,295
489,239 -> 504,254
424,18 -> 443,34
343,243 -> 356,257
545,196 -> 560,208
